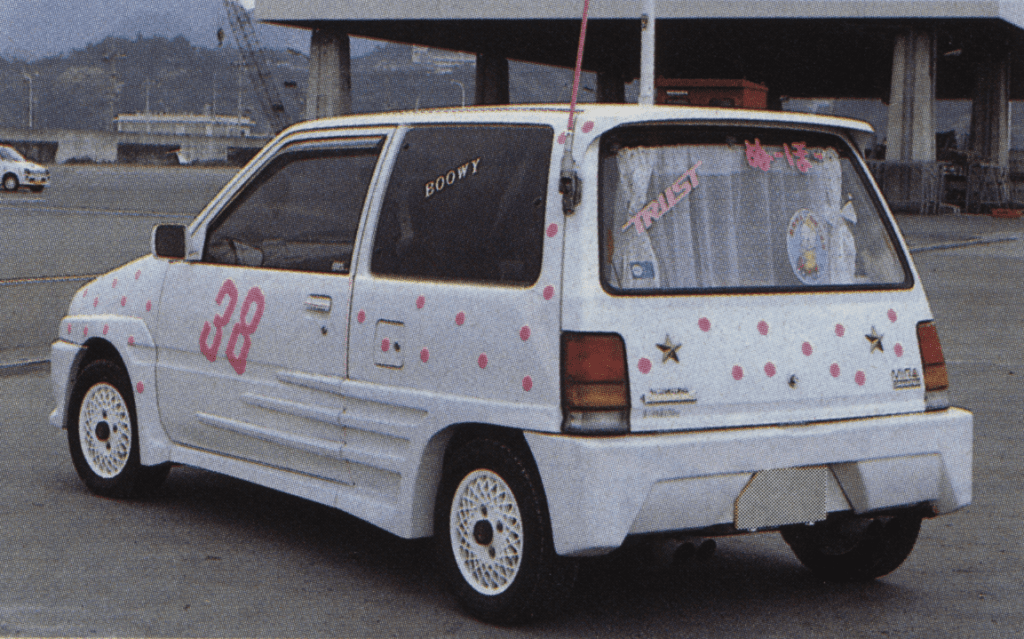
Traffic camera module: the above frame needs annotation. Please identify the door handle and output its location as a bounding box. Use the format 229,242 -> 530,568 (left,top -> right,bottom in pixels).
304,294 -> 333,313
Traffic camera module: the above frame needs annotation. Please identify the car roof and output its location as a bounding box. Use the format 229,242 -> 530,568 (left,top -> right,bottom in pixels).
285,104 -> 875,137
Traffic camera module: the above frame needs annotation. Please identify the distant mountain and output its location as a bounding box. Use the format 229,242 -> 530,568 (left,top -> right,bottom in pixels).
0,0 -> 378,59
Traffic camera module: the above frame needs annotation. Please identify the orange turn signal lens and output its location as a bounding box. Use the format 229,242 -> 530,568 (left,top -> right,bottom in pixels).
916,320 -> 948,392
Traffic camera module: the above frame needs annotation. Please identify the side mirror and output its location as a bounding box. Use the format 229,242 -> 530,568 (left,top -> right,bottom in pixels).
152,224 -> 186,259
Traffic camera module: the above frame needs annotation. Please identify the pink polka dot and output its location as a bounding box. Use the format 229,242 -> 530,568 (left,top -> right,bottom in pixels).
145,301 -> 152,312
112,278 -> 117,288
357,310 -> 366,324
581,120 -> 595,133
82,289 -> 88,299
455,311 -> 465,326
546,223 -> 559,238
83,326 -> 88,337
698,317 -> 711,332
757,320 -> 769,336
416,295 -> 425,310
136,382 -> 144,394
103,325 -> 109,336
802,341 -> 813,356
835,323 -> 845,337
127,336 -> 135,346
522,376 -> 533,392
478,353 -> 488,369
830,363 -> 841,378
135,270 -> 141,280
764,362 -> 776,377
855,370 -> 866,386
638,358 -> 652,374
66,323 -> 71,335
894,343 -> 904,357
381,338 -> 390,352
520,326 -> 531,341
732,365 -> 744,381
120,296 -> 127,307
557,132 -> 567,145
93,297 -> 99,308
887,309 -> 898,323
420,348 -> 429,363
543,285 -> 555,300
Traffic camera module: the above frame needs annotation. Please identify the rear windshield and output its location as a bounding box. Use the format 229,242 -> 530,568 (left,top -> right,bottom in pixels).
599,126 -> 909,293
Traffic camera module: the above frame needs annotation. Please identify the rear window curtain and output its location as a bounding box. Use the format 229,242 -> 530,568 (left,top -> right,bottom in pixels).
371,125 -> 552,284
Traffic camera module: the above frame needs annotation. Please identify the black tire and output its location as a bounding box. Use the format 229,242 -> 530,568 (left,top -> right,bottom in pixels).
435,438 -> 578,624
2,174 -> 18,191
66,359 -> 170,499
29,185 -> 43,193
781,511 -> 922,582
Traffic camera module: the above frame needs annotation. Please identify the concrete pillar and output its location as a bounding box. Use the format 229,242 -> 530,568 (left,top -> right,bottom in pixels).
886,29 -> 936,162
305,28 -> 352,119
969,49 -> 1011,167
474,53 -> 509,105
596,69 -> 626,103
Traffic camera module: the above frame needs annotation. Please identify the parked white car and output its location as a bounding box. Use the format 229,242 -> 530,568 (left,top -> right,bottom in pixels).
0,144 -> 48,192
50,105 -> 972,624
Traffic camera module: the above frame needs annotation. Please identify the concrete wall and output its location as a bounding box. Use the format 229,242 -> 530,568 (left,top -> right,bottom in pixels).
0,127 -> 268,165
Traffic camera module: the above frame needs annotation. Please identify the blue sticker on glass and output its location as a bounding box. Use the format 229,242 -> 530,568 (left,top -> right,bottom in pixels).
630,261 -> 655,279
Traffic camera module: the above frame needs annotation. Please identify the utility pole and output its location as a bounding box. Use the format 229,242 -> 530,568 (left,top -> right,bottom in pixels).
103,51 -> 126,132
638,0 -> 656,106
22,73 -> 35,129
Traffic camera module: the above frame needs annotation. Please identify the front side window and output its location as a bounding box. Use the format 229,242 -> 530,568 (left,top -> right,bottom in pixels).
371,125 -> 552,284
600,127 -> 908,293
205,137 -> 382,273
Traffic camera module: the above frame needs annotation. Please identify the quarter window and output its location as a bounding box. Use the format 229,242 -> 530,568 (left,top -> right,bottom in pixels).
205,137 -> 382,274
371,125 -> 552,284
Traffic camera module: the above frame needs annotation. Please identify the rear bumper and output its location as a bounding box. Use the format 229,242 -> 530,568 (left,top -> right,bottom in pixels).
525,407 -> 972,557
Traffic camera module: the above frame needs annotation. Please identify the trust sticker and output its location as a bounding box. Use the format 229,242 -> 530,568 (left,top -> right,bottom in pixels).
622,161 -> 702,235
787,209 -> 829,285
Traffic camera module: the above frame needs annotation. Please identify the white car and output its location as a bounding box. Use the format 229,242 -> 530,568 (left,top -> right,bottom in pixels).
0,144 -> 48,192
50,105 -> 972,624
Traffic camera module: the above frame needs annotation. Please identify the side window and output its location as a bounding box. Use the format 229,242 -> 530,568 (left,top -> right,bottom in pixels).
205,137 -> 383,274
371,125 -> 552,284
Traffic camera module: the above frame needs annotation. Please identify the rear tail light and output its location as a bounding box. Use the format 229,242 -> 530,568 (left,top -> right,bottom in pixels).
916,320 -> 949,410
561,332 -> 630,433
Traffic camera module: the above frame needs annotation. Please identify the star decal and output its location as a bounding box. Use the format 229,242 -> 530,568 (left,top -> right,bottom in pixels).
865,326 -> 884,353
656,335 -> 681,363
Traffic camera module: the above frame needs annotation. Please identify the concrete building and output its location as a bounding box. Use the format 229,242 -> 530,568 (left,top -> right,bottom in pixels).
255,0 -> 1024,211
114,113 -> 256,138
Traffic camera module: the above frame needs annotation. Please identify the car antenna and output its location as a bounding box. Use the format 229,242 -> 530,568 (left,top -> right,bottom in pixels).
559,0 -> 590,215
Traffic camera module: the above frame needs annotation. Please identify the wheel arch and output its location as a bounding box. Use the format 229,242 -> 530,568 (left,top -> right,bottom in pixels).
60,338 -> 131,429
409,422 -> 540,539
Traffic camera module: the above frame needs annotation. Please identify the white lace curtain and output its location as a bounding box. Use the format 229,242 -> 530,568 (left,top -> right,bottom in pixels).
606,143 -> 859,290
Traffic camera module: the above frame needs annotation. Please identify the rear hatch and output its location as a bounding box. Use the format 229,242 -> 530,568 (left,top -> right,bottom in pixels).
593,122 -> 932,433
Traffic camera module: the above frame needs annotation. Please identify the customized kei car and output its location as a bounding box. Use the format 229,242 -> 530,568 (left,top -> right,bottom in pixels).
51,104 -> 972,623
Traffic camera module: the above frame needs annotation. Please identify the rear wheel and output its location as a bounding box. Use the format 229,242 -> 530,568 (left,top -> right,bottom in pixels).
2,174 -> 18,191
66,359 -> 170,498
781,511 -> 922,582
435,438 -> 577,624
29,185 -> 43,193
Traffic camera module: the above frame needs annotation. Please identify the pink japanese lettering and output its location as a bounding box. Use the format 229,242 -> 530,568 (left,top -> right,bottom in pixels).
745,139 -> 773,171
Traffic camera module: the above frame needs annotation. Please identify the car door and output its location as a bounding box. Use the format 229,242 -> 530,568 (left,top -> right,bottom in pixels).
155,131 -> 390,484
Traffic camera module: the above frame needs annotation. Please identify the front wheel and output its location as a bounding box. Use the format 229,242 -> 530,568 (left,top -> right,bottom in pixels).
2,174 -> 18,191
66,359 -> 170,498
435,438 -> 577,624
781,511 -> 922,582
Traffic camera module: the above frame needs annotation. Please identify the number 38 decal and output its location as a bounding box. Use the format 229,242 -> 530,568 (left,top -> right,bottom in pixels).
199,279 -> 265,375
